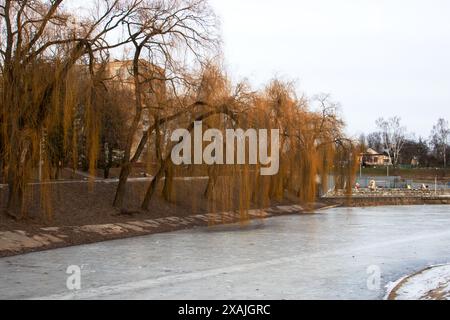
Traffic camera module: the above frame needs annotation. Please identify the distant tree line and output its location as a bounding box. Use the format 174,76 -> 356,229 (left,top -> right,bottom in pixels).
360,117 -> 449,168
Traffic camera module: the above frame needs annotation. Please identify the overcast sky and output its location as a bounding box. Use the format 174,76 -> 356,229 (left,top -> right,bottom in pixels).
210,0 -> 450,138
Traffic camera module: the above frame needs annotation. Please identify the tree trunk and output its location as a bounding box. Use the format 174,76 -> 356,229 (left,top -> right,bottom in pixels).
141,164 -> 166,210
104,144 -> 113,179
162,164 -> 174,202
6,165 -> 25,219
112,48 -> 144,208
113,162 -> 131,208
204,165 -> 218,199
0,159 -> 4,184
444,145 -> 447,168
5,135 -> 33,218
6,185 -> 24,219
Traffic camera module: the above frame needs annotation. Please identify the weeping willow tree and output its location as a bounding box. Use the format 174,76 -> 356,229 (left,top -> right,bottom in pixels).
0,0 -> 148,218
136,64 -> 359,215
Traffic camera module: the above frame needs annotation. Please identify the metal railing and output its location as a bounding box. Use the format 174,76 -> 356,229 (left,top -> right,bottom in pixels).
355,176 -> 449,190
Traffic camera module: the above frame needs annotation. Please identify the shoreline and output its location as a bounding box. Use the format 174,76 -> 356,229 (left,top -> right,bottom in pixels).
386,264 -> 450,300
1,199 -> 448,258
0,203 -> 315,258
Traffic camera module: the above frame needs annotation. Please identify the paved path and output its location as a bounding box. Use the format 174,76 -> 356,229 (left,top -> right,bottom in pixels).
0,205 -> 449,299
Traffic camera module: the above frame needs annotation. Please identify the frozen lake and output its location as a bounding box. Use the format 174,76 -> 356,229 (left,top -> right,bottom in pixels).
0,205 -> 449,299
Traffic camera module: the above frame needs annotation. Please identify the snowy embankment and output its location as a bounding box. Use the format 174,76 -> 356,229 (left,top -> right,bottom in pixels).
386,264 -> 450,300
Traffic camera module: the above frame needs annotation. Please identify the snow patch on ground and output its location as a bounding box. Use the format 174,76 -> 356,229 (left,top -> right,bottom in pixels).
384,276 -> 408,300
387,264 -> 450,300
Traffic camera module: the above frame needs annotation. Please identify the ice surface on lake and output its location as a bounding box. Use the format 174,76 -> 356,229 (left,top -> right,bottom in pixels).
0,205 -> 449,299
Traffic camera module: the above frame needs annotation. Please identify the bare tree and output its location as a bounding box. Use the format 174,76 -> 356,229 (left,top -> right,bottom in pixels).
430,118 -> 449,168
366,132 -> 383,152
376,116 -> 406,168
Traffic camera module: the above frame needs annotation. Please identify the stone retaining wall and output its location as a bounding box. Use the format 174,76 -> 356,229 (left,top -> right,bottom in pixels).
331,197 -> 449,207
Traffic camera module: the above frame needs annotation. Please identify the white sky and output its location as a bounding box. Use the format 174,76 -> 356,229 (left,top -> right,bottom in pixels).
210,0 -> 450,138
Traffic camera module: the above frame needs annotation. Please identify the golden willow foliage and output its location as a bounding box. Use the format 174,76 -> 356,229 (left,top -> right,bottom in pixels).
0,58 -> 100,219
1,0 -> 357,221
139,65 -> 358,217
